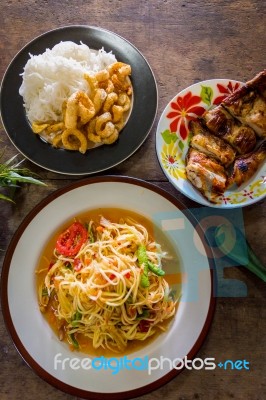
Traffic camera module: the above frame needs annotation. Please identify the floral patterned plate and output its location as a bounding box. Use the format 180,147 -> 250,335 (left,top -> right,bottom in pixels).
156,79 -> 266,208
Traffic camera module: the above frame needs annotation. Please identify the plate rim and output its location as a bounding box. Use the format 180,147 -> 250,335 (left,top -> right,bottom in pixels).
1,175 -> 216,399
0,25 -> 158,175
156,78 -> 266,209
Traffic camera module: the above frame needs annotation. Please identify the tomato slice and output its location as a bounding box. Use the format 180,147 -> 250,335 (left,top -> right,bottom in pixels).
55,222 -> 87,257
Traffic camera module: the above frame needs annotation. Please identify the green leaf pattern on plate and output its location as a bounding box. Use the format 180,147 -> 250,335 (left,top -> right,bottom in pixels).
161,130 -> 178,144
200,85 -> 213,106
178,140 -> 184,151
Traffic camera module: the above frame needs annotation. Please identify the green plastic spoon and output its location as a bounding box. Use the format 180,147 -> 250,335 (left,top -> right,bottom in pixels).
215,224 -> 266,282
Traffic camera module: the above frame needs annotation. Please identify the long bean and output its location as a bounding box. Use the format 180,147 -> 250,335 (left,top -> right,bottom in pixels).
147,261 -> 165,276
137,245 -> 150,287
137,245 -> 165,287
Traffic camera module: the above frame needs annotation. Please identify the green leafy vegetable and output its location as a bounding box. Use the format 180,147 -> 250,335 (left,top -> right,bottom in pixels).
0,152 -> 46,202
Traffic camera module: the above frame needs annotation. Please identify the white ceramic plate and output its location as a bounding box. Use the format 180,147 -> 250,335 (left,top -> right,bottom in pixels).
156,79 -> 266,208
1,177 -> 215,399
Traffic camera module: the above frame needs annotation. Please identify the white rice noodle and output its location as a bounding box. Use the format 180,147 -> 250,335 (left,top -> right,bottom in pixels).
19,41 -> 117,124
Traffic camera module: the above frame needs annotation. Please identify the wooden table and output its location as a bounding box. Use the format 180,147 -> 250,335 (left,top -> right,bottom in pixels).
0,1 -> 265,399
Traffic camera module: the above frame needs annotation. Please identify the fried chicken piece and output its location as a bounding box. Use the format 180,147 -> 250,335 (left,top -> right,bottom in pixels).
222,85 -> 266,138
202,105 -> 257,154
228,141 -> 266,188
185,148 -> 228,202
189,120 -> 236,167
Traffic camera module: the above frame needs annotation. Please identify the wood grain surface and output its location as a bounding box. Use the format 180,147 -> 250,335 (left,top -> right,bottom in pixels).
0,1 -> 265,399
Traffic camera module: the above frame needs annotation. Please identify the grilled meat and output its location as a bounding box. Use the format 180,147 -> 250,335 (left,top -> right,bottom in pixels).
185,148 -> 228,202
246,69 -> 266,99
202,105 -> 257,154
189,120 -> 236,167
185,71 -> 266,203
222,85 -> 266,138
228,141 -> 266,188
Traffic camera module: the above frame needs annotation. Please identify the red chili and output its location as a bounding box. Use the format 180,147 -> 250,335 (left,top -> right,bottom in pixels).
55,222 -> 87,257
110,272 -> 130,280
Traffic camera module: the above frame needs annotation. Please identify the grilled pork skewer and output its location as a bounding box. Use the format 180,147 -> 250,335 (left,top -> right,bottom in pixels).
202,105 -> 257,154
189,120 -> 236,167
228,141 -> 266,188
185,148 -> 228,202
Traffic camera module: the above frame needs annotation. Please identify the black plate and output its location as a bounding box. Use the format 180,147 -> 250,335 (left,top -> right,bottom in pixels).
0,26 -> 158,175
